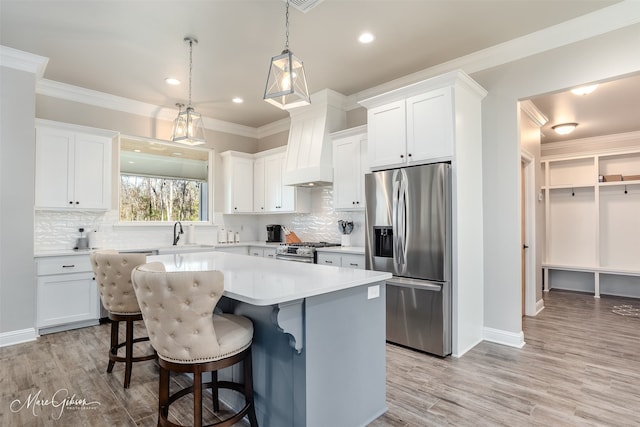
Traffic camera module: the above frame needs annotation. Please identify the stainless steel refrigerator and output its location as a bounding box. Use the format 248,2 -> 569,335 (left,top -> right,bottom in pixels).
365,163 -> 451,356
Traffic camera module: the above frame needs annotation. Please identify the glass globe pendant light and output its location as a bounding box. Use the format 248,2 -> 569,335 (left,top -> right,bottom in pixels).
263,0 -> 310,110
172,36 -> 206,145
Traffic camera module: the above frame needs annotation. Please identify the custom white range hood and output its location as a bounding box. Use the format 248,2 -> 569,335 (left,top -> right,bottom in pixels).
283,89 -> 347,187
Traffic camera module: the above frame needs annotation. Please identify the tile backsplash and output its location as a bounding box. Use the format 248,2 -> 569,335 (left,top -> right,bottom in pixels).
34,187 -> 365,252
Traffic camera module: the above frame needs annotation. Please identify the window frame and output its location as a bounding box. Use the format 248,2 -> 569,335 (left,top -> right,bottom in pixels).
116,135 -> 214,225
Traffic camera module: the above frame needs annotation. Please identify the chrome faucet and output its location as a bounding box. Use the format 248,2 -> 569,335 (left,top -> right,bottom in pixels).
173,221 -> 183,245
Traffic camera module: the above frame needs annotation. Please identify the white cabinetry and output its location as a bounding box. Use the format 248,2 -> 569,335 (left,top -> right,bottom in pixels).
36,255 -> 100,332
221,147 -> 309,214
215,246 -> 249,255
221,152 -> 254,214
249,246 -> 277,259
363,87 -> 453,170
316,252 -> 365,269
331,126 -> 368,211
35,120 -> 115,210
542,147 -> 640,297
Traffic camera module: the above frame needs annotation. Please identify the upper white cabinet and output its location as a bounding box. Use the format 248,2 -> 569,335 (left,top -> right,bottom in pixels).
35,120 -> 115,210
331,125 -> 368,211
221,147 -> 310,214
360,74 -> 472,170
221,152 -> 254,214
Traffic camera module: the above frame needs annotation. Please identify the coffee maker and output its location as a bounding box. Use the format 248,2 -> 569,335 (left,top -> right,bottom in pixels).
266,224 -> 283,243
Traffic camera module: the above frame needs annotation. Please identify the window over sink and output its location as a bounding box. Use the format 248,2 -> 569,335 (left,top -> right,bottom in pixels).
119,136 -> 212,223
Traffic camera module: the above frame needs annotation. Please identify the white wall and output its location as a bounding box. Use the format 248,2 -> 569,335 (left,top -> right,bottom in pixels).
0,66 -> 37,339
472,23 -> 640,336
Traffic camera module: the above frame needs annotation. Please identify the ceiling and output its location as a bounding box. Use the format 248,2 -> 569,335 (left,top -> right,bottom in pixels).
1,0 -> 636,140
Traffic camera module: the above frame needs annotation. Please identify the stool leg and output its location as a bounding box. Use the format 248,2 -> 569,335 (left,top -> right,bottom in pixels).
107,319 -> 119,373
211,370 -> 219,412
244,349 -> 258,427
124,319 -> 134,388
193,366 -> 202,427
159,366 -> 170,421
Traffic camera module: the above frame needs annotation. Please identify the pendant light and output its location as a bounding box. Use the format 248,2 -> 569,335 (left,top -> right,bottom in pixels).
263,0 -> 310,110
171,36 -> 206,145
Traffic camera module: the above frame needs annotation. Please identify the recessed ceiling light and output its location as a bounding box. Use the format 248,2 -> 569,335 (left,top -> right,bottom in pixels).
133,149 -> 141,153
358,32 -> 375,44
128,161 -> 135,164
232,97 -> 244,104
570,84 -> 598,95
552,123 -> 578,135
172,152 -> 183,156
165,77 -> 180,85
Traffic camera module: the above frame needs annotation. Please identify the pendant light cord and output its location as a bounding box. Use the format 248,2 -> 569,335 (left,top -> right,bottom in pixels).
285,0 -> 289,50
188,39 -> 193,107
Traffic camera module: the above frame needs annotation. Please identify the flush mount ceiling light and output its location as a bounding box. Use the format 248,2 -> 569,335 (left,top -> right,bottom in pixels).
263,0 -> 310,110
232,97 -> 244,104
165,77 -> 180,86
552,123 -> 578,135
171,36 -> 206,146
571,84 -> 599,95
358,32 -> 375,44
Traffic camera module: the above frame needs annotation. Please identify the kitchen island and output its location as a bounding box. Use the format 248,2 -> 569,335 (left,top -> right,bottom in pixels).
148,251 -> 391,427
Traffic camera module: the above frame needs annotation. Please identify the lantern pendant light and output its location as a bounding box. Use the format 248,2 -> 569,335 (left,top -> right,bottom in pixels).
172,36 -> 206,145
263,0 -> 310,110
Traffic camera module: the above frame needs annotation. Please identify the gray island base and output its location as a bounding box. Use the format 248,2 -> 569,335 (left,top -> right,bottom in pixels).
149,252 -> 390,427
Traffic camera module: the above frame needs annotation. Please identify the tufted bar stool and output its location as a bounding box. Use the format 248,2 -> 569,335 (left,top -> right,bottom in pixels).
90,250 -> 157,388
131,262 -> 258,427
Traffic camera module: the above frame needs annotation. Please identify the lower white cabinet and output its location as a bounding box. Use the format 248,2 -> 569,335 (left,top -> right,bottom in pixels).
36,255 -> 100,331
316,252 -> 365,269
249,246 -> 277,259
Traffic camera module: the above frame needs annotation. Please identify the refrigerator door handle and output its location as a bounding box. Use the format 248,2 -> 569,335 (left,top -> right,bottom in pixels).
391,171 -> 402,272
401,170 -> 409,271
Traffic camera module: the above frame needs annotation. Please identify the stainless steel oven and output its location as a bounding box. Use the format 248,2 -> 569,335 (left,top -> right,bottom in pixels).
275,242 -> 341,263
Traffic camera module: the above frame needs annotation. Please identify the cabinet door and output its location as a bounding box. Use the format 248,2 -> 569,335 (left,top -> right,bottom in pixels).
253,157 -> 266,212
231,157 -> 254,213
35,127 -> 73,208
406,87 -> 454,163
279,154 -> 295,211
342,254 -> 365,269
265,155 -> 283,212
333,136 -> 361,210
368,100 -> 406,169
249,247 -> 264,257
263,247 -> 277,259
37,273 -> 99,328
317,252 -> 342,267
73,133 -> 111,209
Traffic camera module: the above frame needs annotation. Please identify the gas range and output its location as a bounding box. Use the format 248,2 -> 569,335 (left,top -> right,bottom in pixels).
275,242 -> 341,263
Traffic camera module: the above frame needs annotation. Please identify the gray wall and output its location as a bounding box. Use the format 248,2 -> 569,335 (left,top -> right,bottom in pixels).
1,66 -> 36,334
472,23 -> 640,335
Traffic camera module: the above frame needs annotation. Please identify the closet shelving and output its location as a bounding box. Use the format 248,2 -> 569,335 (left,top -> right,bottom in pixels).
542,149 -> 640,298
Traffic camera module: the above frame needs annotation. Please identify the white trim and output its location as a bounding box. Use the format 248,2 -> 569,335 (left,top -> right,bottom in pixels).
521,148 -> 537,317
520,100 -> 548,128
346,0 -> 640,110
256,117 -> 290,139
0,45 -> 49,77
0,328 -> 38,348
541,130 -> 640,158
36,79 -> 261,139
483,327 -> 525,349
535,298 -> 545,315
452,337 -> 484,359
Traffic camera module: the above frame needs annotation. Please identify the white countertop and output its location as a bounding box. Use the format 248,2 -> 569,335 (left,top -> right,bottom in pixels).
315,246 -> 365,255
148,251 -> 391,306
34,241 -> 281,258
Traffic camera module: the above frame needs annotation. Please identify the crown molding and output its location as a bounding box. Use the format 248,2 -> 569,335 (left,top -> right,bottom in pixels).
541,130 -> 640,158
346,0 -> 640,110
520,100 -> 548,128
0,45 -> 48,77
256,117 -> 290,139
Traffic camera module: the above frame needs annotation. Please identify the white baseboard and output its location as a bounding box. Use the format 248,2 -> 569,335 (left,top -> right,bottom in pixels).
483,327 -> 525,349
535,298 -> 545,315
0,328 -> 38,348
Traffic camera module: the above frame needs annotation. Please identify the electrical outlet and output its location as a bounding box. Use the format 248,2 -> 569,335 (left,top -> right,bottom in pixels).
367,285 -> 380,299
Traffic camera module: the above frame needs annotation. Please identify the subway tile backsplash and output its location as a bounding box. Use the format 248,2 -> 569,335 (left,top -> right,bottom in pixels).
34,187 -> 365,252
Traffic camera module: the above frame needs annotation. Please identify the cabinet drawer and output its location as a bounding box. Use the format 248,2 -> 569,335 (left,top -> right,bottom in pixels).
317,253 -> 342,266
342,254 -> 365,269
37,255 -> 92,275
263,248 -> 277,259
249,247 -> 264,257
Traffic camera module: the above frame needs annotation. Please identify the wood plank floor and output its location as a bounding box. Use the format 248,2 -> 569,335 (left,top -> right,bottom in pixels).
2,290 -> 639,426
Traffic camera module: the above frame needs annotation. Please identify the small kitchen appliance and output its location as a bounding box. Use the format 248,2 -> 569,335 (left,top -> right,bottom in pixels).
266,224 -> 283,243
